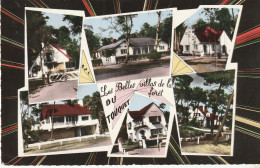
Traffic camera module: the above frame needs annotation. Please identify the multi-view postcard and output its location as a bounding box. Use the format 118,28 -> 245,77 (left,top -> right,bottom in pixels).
18,84 -> 112,156
26,8 -> 84,104
82,9 -> 175,83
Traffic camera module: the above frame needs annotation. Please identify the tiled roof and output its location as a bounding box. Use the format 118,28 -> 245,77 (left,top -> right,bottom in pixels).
97,37 -> 158,51
128,102 -> 154,120
197,106 -> 219,120
41,104 -> 92,120
194,26 -> 223,43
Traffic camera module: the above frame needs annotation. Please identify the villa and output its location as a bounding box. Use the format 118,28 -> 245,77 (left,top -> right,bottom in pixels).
180,26 -> 232,56
126,102 -> 167,142
29,43 -> 73,78
31,101 -> 99,141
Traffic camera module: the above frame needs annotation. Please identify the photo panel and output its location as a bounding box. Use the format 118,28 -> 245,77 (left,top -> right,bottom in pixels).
25,8 -> 85,104
108,93 -> 175,158
172,5 -> 242,75
172,69 -> 237,156
81,8 -> 176,83
96,76 -> 175,157
18,83 -> 112,157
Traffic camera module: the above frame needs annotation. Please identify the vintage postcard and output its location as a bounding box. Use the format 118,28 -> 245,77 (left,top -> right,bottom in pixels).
18,84 -> 112,156
81,8 -> 176,83
25,8 -> 85,104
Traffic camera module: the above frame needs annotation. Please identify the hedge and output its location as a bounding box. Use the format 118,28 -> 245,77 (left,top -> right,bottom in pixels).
91,59 -> 103,67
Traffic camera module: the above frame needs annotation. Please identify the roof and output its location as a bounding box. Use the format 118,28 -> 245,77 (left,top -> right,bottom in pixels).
97,37 -> 159,51
51,43 -> 72,60
194,26 -> 223,43
128,103 -> 154,120
197,106 -> 219,120
41,104 -> 92,120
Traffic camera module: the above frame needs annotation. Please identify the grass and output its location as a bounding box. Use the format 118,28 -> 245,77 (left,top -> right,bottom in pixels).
122,142 -> 139,150
180,126 -> 204,138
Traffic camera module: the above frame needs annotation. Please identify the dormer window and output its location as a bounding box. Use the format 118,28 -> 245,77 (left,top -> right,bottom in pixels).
128,122 -> 132,130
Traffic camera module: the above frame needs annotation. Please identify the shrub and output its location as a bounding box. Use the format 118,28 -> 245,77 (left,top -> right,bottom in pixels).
91,59 -> 102,67
148,50 -> 161,60
188,118 -> 200,128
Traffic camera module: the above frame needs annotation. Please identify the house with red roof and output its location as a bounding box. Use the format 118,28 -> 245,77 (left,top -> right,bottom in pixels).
126,102 -> 167,142
180,27 -> 232,56
29,43 -> 73,78
31,101 -> 100,140
188,106 -> 220,128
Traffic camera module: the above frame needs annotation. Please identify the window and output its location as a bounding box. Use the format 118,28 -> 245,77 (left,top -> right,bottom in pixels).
53,116 -> 64,123
121,49 -> 127,54
149,116 -> 161,123
66,116 -> 78,123
185,45 -> 190,51
46,52 -> 53,62
82,116 -> 89,121
159,46 -> 165,50
195,45 -> 198,50
151,128 -> 163,136
128,122 -> 132,130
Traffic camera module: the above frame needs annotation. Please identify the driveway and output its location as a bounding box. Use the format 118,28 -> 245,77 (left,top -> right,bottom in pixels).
112,147 -> 166,156
29,79 -> 78,104
94,57 -> 171,83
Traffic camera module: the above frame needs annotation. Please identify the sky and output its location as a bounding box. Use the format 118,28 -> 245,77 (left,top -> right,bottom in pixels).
129,94 -> 170,112
77,84 -> 99,100
43,12 -> 82,42
84,10 -> 173,39
183,8 -> 240,28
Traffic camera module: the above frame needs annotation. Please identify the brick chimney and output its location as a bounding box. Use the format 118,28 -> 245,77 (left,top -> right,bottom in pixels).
112,39 -> 117,43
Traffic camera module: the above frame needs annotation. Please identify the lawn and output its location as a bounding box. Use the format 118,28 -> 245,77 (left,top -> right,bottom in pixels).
122,142 -> 139,150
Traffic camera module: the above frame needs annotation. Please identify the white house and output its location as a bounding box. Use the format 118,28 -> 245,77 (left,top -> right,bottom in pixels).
96,37 -> 169,65
31,101 -> 100,140
180,27 -> 232,56
29,43 -> 72,78
126,102 -> 167,142
188,106 -> 220,128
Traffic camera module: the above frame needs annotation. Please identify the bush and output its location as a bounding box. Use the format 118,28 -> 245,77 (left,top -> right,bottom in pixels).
188,118 -> 200,128
180,126 -> 204,138
217,53 -> 222,59
91,59 -> 103,67
148,50 -> 161,60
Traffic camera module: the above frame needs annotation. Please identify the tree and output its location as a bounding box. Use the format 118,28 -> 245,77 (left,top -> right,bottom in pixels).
214,92 -> 234,145
63,15 -> 83,35
85,27 -> 101,59
83,91 -> 107,133
101,37 -> 113,46
190,87 -> 207,110
104,14 -> 136,63
160,16 -> 173,47
192,18 -> 207,29
174,23 -> 187,54
199,70 -> 235,135
20,91 -> 29,120
138,22 -> 156,38
154,11 -> 161,50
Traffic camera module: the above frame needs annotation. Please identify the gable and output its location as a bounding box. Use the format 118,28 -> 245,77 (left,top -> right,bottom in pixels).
144,104 -> 164,117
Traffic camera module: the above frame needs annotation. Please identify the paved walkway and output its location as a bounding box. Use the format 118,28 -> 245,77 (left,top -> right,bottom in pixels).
112,147 -> 166,156
95,57 -> 171,83
29,80 -> 78,104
